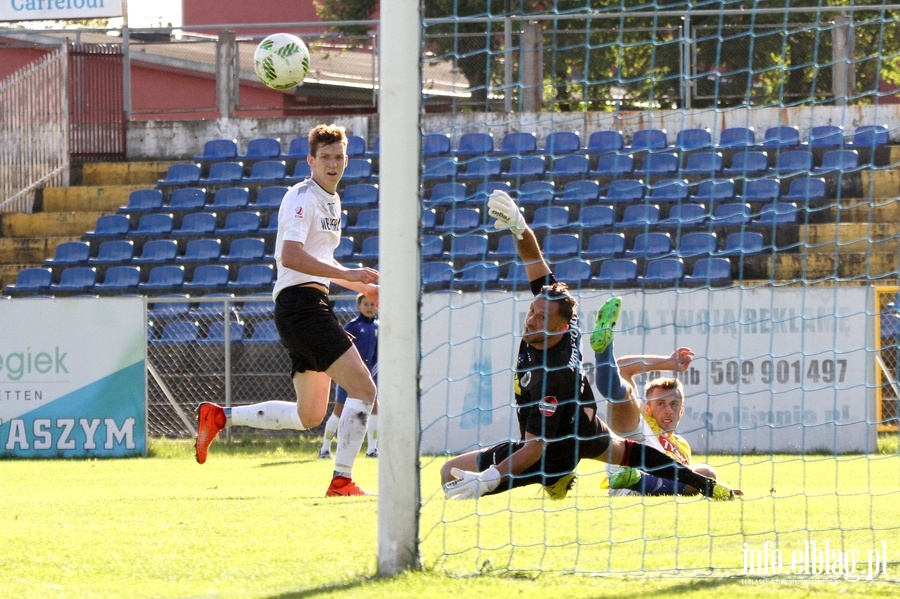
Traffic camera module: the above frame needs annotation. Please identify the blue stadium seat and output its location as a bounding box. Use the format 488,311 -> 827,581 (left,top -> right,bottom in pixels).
752,202 -> 799,226
548,155 -> 590,178
245,319 -> 280,344
281,137 -> 310,159
252,186 -> 288,209
426,182 -> 466,207
501,156 -> 546,181
202,320 -> 245,344
334,236 -> 355,261
4,267 -> 52,296
238,137 -> 282,161
198,161 -> 244,185
530,206 -> 570,231
773,150 -> 813,175
182,264 -> 230,294
639,258 -> 684,288
681,151 -> 723,176
627,128 -> 668,152
157,163 -> 202,187
718,232 -> 765,256
658,204 -> 708,229
120,189 -> 163,213
444,234 -> 488,261
341,183 -> 378,208
147,294 -> 192,320
342,158 -> 374,181
677,231 -> 718,257
711,202 -> 752,227
553,259 -> 592,286
194,139 -> 238,162
434,208 -> 481,234
516,180 -> 555,206
50,267 -> 97,296
133,239 -> 179,265
847,125 -> 889,148
85,214 -> 130,239
346,135 -> 367,158
674,128 -> 712,151
421,235 -> 444,260
542,131 -> 581,156
781,177 -> 825,203
455,132 -> 494,157
683,257 -> 733,287
455,261 -> 500,287
592,259 -> 638,287
583,233 -> 626,259
93,266 -> 141,295
215,211 -> 260,235
287,160 -> 311,182
716,127 -> 755,149
152,320 -> 201,345
813,150 -> 859,174
423,133 -> 452,156
204,187 -> 250,212
465,182 -> 513,207
45,241 -> 90,267
498,262 -> 531,289
489,235 -> 518,261
89,240 -> 134,265
561,180 -> 600,204
543,234 -> 581,260
422,157 -> 457,181
243,160 -> 286,184
808,125 -> 844,149
578,205 -> 616,229
260,212 -> 279,235
615,204 -> 660,230
760,126 -> 801,149
690,179 -> 735,204
220,237 -> 266,263
421,209 -> 436,230
129,213 -> 174,237
357,236 -> 380,261
723,151 -> 769,177
172,212 -> 217,237
188,293 -> 236,320
648,179 -> 689,204
422,261 -> 454,286
228,264 -> 275,293
625,232 -> 673,258
590,154 -> 634,177
586,130 -> 624,154
641,152 -> 678,177
496,132 -> 537,156
457,156 -> 503,180
165,188 -> 207,214
599,179 -> 644,204
737,178 -> 780,203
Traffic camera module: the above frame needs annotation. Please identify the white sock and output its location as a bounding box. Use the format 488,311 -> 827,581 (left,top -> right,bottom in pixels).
334,398 -> 373,477
320,412 -> 339,453
229,401 -> 305,430
366,415 -> 377,453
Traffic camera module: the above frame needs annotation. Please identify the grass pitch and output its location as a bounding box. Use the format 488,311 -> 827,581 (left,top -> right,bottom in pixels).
1,436 -> 897,598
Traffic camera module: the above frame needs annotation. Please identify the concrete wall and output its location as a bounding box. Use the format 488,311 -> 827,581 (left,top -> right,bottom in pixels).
126,105 -> 900,161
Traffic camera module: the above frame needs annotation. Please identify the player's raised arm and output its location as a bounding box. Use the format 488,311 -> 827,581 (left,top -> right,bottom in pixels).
487,190 -> 550,283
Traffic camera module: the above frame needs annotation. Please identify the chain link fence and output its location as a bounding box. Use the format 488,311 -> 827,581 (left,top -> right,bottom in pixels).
877,287 -> 900,432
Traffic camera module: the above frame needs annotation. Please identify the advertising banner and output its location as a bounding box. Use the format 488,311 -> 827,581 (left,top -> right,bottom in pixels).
0,0 -> 122,22
0,297 -> 146,457
421,287 -> 875,454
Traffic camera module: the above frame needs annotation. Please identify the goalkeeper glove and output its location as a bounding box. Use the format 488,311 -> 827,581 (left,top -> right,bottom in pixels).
443,466 -> 502,500
487,190 -> 527,239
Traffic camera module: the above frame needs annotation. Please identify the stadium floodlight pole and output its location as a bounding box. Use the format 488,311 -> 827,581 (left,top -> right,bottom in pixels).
377,0 -> 422,577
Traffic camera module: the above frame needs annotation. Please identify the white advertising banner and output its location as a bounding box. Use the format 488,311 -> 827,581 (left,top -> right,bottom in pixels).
421,287 -> 875,455
0,297 -> 146,457
0,0 -> 122,22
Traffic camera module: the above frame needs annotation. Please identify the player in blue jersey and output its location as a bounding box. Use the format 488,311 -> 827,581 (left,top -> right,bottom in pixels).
320,293 -> 379,459
440,190 -> 738,501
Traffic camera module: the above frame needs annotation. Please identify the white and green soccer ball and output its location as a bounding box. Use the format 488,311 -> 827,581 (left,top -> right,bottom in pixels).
254,33 -> 310,90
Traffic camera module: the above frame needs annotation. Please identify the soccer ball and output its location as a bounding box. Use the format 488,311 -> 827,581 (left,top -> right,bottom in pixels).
254,33 -> 310,90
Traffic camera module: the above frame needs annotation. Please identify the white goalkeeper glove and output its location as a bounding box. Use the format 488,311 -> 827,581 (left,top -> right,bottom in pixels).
443,466 -> 502,500
487,190 -> 526,240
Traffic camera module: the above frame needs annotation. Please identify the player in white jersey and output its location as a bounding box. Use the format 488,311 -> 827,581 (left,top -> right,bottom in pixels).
195,124 -> 379,497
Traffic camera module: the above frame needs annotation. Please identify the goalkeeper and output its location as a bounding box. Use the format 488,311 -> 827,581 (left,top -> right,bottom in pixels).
441,190 -> 739,501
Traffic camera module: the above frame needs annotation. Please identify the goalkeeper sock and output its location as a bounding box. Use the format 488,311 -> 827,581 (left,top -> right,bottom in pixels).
620,438 -> 715,496
594,340 -> 627,400
320,412 -> 339,453
366,415 -> 377,453
334,398 -> 373,477
229,401 -> 305,430
630,471 -> 688,496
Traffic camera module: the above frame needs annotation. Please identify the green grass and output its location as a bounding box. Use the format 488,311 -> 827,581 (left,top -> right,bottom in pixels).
1,436 -> 897,599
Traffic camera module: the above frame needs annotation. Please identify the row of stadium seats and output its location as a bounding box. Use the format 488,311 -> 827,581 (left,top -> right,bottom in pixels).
148,318 -> 279,345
